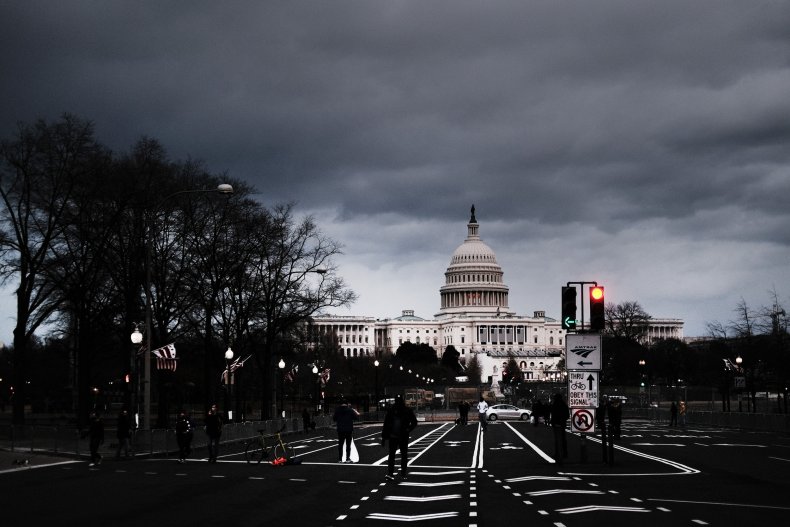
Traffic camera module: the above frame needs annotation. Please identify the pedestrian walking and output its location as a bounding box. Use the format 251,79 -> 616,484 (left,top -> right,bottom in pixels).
175,410 -> 194,463
669,401 -> 678,426
550,393 -> 569,464
679,400 -> 687,427
477,396 -> 489,431
382,394 -> 417,480
302,408 -> 312,434
205,404 -> 223,463
333,398 -> 360,462
532,399 -> 543,426
114,407 -> 133,460
87,410 -> 104,466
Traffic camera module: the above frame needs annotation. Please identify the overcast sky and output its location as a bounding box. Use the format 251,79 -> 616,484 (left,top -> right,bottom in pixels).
1,0 -> 789,340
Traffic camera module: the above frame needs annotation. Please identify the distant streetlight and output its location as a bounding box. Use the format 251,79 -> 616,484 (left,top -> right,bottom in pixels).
224,347 -> 234,422
279,358 -> 286,418
137,183 -> 233,430
374,359 -> 379,411
312,364 -> 320,412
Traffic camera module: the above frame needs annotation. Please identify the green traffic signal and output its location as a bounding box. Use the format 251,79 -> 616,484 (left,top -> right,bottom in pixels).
561,286 -> 577,330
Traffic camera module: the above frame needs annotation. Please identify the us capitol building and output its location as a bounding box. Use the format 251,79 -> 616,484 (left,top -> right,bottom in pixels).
309,207 -> 683,388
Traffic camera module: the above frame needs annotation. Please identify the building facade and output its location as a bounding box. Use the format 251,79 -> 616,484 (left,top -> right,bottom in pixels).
309,207 -> 683,389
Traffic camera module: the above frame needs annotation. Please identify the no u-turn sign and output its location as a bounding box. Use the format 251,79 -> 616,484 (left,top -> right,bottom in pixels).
571,408 -> 596,433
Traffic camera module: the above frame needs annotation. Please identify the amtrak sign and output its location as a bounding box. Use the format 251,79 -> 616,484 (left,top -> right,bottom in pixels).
565,334 -> 602,370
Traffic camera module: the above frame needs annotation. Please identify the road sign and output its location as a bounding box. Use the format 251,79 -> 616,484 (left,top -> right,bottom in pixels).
568,370 -> 599,408
565,334 -> 602,370
571,408 -> 596,433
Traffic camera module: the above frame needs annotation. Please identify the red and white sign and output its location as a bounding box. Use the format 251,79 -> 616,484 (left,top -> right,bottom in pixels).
571,408 -> 595,433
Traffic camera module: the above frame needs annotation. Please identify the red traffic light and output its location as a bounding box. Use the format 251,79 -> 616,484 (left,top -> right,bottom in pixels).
589,285 -> 605,331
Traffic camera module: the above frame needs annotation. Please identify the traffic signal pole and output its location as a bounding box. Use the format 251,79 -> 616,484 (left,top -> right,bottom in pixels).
562,281 -> 604,465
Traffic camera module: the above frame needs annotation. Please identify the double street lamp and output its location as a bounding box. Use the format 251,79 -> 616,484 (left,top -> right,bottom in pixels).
131,183 -> 233,430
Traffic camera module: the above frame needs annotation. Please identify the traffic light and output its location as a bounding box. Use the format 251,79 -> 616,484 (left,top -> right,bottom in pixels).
561,286 -> 577,330
590,285 -> 605,331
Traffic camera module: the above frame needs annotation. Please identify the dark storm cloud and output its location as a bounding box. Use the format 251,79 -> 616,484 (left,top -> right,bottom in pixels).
1,0 -> 789,335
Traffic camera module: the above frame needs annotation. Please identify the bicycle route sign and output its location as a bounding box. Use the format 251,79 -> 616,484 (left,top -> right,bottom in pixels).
571,408 -> 596,433
568,370 -> 599,408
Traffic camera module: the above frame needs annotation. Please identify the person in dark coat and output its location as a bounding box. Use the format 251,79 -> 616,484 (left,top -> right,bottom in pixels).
669,401 -> 678,426
532,399 -> 543,426
114,407 -> 133,460
333,398 -> 360,462
550,393 -> 569,464
175,410 -> 194,463
87,410 -> 104,466
382,395 -> 418,480
205,404 -> 223,463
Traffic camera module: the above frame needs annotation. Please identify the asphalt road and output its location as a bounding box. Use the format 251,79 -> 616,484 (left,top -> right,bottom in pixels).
2,419 -> 789,526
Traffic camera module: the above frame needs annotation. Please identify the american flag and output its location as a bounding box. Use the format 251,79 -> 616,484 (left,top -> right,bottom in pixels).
152,343 -> 177,371
221,354 -> 252,383
284,364 -> 299,382
319,368 -> 331,387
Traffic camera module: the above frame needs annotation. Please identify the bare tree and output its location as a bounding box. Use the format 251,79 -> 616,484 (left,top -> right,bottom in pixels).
237,203 -> 356,419
604,300 -> 651,343
0,115 -> 104,424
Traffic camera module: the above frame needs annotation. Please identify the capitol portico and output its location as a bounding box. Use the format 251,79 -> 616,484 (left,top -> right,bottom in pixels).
309,207 -> 683,389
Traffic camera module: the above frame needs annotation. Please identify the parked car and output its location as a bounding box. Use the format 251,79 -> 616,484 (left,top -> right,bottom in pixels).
485,404 -> 532,421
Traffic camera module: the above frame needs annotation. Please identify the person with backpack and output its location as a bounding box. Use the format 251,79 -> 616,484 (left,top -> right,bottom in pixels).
176,409 -> 194,463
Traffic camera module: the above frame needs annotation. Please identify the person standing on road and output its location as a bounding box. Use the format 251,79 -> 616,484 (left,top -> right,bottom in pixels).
87,410 -> 104,466
669,401 -> 678,426
462,401 -> 470,425
382,394 -> 418,480
302,408 -> 312,434
176,410 -> 194,463
205,404 -> 223,463
114,407 -> 133,460
477,396 -> 489,431
550,393 -> 569,465
532,399 -> 543,426
678,400 -> 687,427
333,398 -> 360,462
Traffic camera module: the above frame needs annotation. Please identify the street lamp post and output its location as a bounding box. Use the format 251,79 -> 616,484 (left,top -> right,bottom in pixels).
224,347 -> 234,422
137,183 -> 233,430
735,356 -> 743,412
312,364 -> 319,413
374,359 -> 379,412
279,358 -> 289,418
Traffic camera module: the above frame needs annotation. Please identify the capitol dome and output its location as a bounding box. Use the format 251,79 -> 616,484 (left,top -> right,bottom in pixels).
437,206 -> 513,319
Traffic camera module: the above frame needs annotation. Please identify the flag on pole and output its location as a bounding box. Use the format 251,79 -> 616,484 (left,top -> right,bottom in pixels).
284,364 -> 299,382
151,343 -> 177,371
221,354 -> 252,383
319,368 -> 331,387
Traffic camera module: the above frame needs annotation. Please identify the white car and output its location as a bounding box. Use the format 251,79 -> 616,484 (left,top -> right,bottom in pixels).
485,404 -> 532,421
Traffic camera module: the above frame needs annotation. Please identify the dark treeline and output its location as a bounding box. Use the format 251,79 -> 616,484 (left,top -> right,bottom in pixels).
601,297 -> 789,412
0,114 -> 355,427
